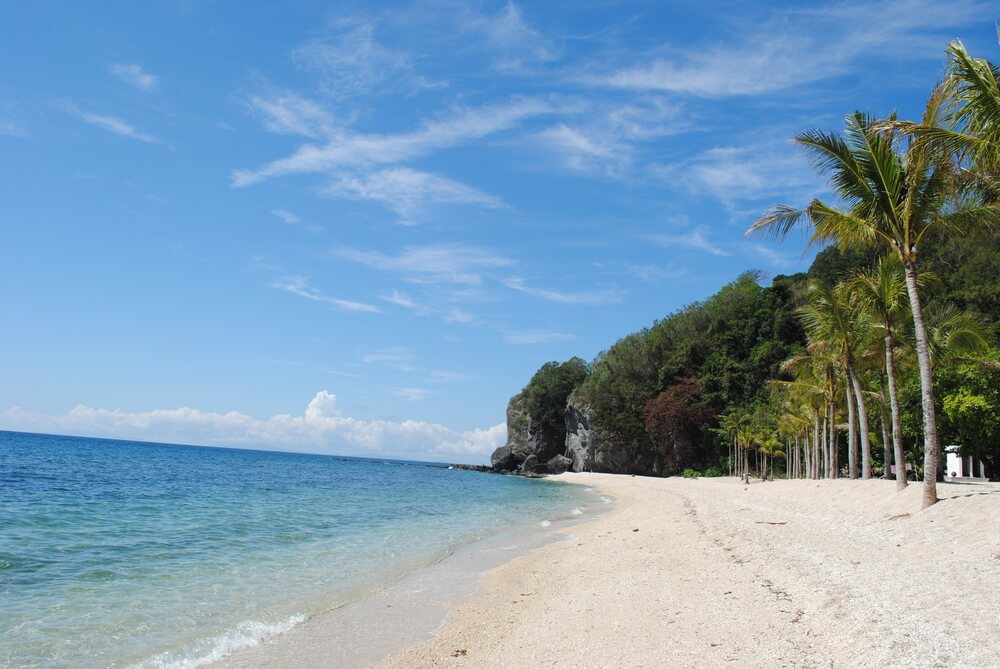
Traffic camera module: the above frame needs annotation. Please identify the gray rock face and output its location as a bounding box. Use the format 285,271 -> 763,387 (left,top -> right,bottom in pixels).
490,392 -> 561,472
519,454 -> 539,473
563,397 -> 654,474
564,399 -> 596,472
546,454 -> 573,475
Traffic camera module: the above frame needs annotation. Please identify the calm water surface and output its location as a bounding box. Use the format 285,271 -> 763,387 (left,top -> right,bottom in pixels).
0,431 -> 590,668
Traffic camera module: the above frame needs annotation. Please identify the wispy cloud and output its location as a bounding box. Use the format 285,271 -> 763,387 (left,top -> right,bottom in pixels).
671,141 -> 822,215
649,225 -> 732,257
503,330 -> 575,345
378,289 -> 433,315
109,63 -> 158,91
596,0 -> 985,97
232,97 -> 556,187
336,244 -> 514,286
428,370 -> 475,384
623,263 -> 688,283
533,99 -> 685,177
247,92 -> 337,139
0,391 -> 506,461
322,167 -> 502,220
362,346 -> 412,364
502,276 -> 623,305
362,346 -> 416,372
0,118 -> 25,137
272,275 -> 382,313
464,2 -> 558,71
63,102 -> 160,143
744,242 -> 800,270
293,22 -> 420,99
270,209 -> 301,224
537,124 -> 618,172
392,387 -> 431,401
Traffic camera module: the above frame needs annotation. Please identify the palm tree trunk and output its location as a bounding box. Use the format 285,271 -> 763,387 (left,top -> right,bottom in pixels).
879,403 -> 891,479
884,331 -> 907,490
849,365 -> 872,479
813,411 -> 821,479
829,401 -> 838,479
903,261 -> 940,508
845,381 -> 859,479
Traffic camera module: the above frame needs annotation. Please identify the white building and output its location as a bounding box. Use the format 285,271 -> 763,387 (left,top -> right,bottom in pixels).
944,444 -> 988,481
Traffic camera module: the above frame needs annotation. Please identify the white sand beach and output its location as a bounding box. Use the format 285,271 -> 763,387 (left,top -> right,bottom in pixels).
377,474 -> 1000,669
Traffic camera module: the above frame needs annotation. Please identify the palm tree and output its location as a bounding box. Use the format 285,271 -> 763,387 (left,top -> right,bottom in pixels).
778,348 -> 838,479
894,43 -> 1000,187
747,96 -> 1000,507
848,257 -> 912,490
799,281 -> 873,479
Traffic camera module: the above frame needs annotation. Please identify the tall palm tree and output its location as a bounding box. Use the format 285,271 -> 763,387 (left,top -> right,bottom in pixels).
747,95 -> 1000,507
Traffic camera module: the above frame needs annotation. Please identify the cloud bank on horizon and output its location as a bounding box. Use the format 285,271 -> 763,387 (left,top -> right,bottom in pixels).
0,0 -> 993,460
0,392 -> 506,464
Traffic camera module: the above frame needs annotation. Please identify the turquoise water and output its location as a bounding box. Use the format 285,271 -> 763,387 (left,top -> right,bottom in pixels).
0,431 -> 590,668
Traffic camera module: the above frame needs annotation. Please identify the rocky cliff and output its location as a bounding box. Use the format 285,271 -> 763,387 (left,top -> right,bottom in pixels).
491,391 -> 655,476
491,392 -> 572,475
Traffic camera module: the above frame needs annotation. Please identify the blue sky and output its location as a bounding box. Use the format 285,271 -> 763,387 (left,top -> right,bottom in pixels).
1,1 -> 995,462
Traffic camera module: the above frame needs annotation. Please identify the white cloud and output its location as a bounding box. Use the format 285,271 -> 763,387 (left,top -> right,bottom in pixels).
598,0 -> 985,97
674,141 -> 822,214
392,387 -> 431,401
64,102 -> 159,143
503,330 -> 575,345
109,63 -> 158,91
293,22 -> 413,99
502,276 -> 623,305
323,167 -> 502,220
336,244 -> 514,286
649,225 -> 732,257
270,209 -> 301,224
533,99 -> 684,177
0,391 -> 506,462
466,2 -> 558,70
272,275 -> 382,313
232,97 -> 555,187
247,93 -> 337,139
537,124 -> 620,173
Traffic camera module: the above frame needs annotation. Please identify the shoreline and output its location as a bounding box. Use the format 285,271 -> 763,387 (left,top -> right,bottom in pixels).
375,473 -> 1000,669
209,478 -> 605,669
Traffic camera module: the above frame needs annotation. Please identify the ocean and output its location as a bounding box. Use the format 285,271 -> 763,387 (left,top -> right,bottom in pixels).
0,431 -> 595,668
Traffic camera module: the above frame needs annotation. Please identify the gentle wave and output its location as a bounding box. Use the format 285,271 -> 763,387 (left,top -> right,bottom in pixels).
132,614 -> 306,669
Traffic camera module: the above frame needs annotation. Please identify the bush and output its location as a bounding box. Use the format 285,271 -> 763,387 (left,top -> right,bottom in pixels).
703,466 -> 724,477
682,468 -> 702,478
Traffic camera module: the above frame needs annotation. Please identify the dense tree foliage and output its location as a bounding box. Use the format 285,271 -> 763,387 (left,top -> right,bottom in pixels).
521,357 -> 590,448
572,272 -> 806,475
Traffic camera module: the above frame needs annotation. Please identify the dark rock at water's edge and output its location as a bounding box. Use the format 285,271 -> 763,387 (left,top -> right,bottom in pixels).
447,464 -> 494,473
444,462 -> 548,478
